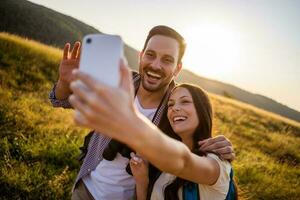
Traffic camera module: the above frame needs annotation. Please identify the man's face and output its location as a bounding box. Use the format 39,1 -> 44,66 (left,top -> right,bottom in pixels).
139,35 -> 182,92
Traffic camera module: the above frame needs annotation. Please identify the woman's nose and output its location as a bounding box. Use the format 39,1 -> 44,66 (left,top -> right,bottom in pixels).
172,104 -> 181,111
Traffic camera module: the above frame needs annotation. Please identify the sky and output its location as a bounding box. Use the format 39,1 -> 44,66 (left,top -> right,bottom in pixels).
28,0 -> 300,112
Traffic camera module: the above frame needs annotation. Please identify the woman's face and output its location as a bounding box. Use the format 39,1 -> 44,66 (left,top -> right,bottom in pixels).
167,87 -> 199,139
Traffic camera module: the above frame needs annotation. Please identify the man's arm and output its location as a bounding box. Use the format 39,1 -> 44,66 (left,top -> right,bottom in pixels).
198,135 -> 235,161
49,83 -> 73,108
49,42 -> 81,108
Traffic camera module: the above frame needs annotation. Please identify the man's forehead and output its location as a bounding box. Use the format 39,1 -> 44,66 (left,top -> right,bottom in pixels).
145,35 -> 180,56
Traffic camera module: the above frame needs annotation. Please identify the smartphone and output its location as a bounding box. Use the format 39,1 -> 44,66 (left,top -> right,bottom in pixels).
79,34 -> 123,87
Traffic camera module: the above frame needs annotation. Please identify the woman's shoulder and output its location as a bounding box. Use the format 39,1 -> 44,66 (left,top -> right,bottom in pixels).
207,153 -> 231,169
206,153 -> 231,181
198,153 -> 232,199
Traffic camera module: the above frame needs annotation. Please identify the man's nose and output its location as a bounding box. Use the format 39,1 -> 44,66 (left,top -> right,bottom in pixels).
151,58 -> 161,70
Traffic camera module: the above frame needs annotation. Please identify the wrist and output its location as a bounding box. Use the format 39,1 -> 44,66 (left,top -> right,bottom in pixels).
136,180 -> 149,192
57,78 -> 70,89
56,79 -> 72,100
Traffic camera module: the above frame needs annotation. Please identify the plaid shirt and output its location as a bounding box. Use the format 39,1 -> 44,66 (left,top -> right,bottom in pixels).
49,72 -> 175,188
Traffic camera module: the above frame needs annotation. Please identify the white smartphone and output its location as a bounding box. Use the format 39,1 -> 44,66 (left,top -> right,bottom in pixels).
79,34 -> 123,87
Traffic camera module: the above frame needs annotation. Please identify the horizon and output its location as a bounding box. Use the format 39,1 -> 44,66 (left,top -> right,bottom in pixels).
28,0 -> 300,112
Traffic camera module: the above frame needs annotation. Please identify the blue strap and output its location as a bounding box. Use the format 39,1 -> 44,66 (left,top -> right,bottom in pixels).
183,182 -> 200,200
225,168 -> 236,200
183,168 -> 235,200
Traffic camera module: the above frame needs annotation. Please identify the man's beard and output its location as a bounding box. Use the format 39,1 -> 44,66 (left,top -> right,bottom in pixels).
141,76 -> 169,92
140,64 -> 170,92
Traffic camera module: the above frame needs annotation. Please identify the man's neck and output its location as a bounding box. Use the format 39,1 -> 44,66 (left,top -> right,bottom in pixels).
136,85 -> 168,109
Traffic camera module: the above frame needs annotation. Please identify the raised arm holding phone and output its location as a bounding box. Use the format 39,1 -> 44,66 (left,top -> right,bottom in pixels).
70,64 -> 237,200
49,25 -> 235,200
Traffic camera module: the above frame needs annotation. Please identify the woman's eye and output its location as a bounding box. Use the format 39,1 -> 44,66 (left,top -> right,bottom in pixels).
167,103 -> 174,108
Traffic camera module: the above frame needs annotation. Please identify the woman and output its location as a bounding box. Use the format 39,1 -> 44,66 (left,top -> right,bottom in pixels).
69,65 -> 237,200
129,84 -> 237,200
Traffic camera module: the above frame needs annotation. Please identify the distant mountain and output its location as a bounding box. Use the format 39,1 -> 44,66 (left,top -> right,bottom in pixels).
0,0 -> 139,69
1,0 -> 299,122
176,70 -> 300,122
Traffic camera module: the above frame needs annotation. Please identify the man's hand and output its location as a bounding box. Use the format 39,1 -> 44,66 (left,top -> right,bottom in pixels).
55,42 -> 81,100
198,135 -> 235,161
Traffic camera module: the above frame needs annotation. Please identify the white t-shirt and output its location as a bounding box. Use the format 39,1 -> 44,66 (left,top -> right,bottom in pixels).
150,154 -> 231,200
83,97 -> 157,200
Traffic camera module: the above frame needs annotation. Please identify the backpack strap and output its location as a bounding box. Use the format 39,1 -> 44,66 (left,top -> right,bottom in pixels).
183,182 -> 200,200
77,131 -> 94,161
225,168 -> 236,200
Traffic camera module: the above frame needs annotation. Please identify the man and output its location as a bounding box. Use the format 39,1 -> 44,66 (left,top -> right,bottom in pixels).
49,25 -> 235,200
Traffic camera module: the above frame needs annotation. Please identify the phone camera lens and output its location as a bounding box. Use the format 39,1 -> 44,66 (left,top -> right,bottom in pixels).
86,38 -> 92,44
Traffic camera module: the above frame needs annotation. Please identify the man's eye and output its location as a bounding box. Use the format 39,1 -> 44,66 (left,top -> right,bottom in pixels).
163,58 -> 173,63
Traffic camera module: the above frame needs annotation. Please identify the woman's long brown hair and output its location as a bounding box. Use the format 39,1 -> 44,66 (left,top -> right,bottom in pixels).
148,83 -> 237,200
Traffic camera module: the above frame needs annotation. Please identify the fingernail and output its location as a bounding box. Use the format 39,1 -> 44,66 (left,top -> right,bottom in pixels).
75,110 -> 87,124
130,152 -> 136,158
198,141 -> 205,145
71,80 -> 82,90
69,95 -> 74,102
133,156 -> 139,162
130,160 -> 137,165
72,69 -> 78,75
70,81 -> 76,89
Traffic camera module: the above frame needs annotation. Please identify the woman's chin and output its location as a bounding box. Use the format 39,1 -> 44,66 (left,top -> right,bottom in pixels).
172,126 -> 185,137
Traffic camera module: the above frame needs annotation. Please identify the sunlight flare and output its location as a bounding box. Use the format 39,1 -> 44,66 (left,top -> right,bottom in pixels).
182,24 -> 241,79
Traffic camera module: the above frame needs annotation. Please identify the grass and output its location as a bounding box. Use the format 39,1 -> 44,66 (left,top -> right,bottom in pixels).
0,33 -> 87,199
210,95 -> 300,199
0,32 -> 299,199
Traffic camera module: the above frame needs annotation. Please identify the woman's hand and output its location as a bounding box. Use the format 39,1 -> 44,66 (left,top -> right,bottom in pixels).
130,152 -> 149,186
130,152 -> 149,200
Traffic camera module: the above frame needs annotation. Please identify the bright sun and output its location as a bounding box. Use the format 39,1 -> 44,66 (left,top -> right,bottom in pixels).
182,24 -> 241,80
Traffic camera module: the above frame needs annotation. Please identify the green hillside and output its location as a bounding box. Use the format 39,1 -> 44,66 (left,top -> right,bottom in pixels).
0,0 -> 99,48
0,0 -> 139,70
0,33 -> 87,199
0,33 -> 300,199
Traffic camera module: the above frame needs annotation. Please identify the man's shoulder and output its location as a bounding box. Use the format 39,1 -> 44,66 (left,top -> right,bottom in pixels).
131,70 -> 139,78
131,70 -> 141,83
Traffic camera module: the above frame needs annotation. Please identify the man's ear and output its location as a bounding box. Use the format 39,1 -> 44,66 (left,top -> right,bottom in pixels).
138,51 -> 143,64
174,62 -> 183,77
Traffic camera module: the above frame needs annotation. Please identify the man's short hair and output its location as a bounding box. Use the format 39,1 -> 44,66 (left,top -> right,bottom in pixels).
142,25 -> 186,63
